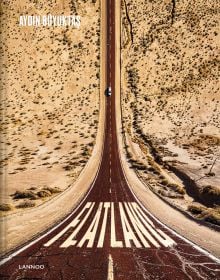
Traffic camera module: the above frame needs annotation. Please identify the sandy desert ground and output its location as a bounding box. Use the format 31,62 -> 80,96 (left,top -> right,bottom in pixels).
0,0 -> 219,230
121,0 -> 220,225
0,0 -> 100,214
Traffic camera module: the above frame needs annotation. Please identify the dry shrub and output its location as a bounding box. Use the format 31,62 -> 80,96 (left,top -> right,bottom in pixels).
188,204 -> 206,215
188,204 -> 220,226
160,179 -> 169,186
200,185 -> 220,197
12,191 -> 38,200
0,203 -> 13,211
160,179 -> 185,195
158,189 -> 184,199
167,183 -> 185,195
16,201 -> 36,208
37,190 -> 52,198
203,209 -> 220,226
42,186 -> 61,194
12,186 -> 62,203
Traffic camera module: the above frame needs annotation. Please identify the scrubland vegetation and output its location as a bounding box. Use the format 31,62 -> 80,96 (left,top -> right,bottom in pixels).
121,0 -> 220,226
0,0 -> 100,214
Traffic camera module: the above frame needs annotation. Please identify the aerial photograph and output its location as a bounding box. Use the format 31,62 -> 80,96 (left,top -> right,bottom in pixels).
0,0 -> 219,279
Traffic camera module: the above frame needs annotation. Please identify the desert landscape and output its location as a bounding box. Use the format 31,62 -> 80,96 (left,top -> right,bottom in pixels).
1,1 -> 220,277
0,0 -> 219,241
121,0 -> 220,225
0,0 -> 100,214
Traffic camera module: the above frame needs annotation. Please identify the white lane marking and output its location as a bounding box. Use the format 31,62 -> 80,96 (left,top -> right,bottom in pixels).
107,254 -> 114,280
124,202 -> 152,248
109,188 -> 112,193
77,203 -> 103,248
59,203 -> 95,248
111,202 -> 123,247
35,202 -> 215,250
131,203 -> 175,248
98,203 -> 110,248
119,203 -> 141,248
44,202 -> 94,247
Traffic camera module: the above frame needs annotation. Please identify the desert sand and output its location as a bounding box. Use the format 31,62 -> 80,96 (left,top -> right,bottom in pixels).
121,0 -> 220,225
0,0 -> 100,214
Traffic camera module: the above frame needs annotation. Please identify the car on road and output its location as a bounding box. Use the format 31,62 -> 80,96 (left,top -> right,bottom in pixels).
106,86 -> 112,96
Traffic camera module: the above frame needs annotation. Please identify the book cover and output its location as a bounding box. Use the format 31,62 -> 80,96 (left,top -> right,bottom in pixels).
0,0 -> 220,279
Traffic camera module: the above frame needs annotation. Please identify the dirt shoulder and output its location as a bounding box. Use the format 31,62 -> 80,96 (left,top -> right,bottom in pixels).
115,0 -> 220,258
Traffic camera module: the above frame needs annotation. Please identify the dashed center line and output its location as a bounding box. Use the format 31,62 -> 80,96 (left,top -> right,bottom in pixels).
107,254 -> 114,280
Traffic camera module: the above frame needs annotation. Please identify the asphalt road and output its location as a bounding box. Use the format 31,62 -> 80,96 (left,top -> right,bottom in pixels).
0,0 -> 220,279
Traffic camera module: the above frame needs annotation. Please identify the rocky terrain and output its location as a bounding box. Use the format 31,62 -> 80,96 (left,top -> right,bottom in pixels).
0,0 -> 100,214
121,0 -> 220,225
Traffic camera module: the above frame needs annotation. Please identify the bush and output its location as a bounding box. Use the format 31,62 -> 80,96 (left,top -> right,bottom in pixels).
37,190 -> 52,198
160,179 -> 168,186
42,186 -> 61,194
188,204 -> 205,215
203,210 -> 220,226
16,201 -> 36,208
167,183 -> 185,195
200,185 -> 220,197
148,166 -> 157,173
13,191 -> 38,200
0,203 -> 13,211
188,204 -> 220,226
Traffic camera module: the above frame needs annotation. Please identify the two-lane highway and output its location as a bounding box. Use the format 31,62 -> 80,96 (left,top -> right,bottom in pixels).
0,0 -> 220,279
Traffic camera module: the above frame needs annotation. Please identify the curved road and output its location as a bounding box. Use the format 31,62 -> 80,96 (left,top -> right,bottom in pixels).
1,0 -> 220,279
